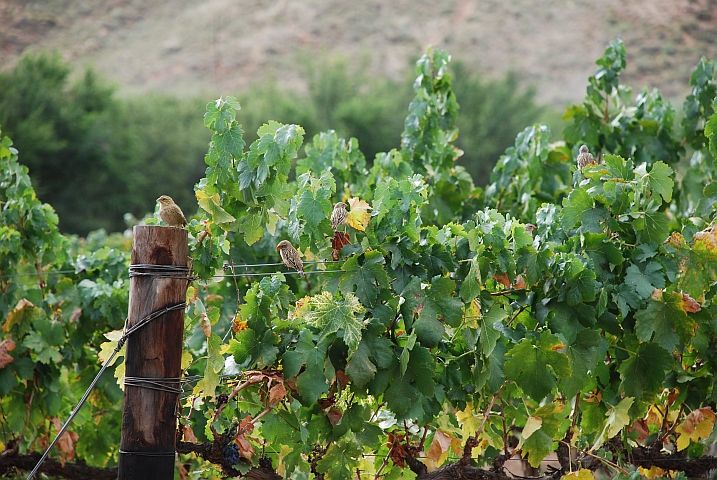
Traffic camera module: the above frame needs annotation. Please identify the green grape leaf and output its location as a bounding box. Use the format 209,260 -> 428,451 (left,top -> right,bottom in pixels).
459,257 -> 481,302
345,340 -> 377,387
560,329 -> 607,399
624,262 -> 665,299
305,291 -> 365,352
339,250 -> 390,308
523,429 -> 553,468
561,188 -> 607,232
504,333 -> 571,401
480,305 -> 505,357
635,211 -> 669,244
296,337 -> 331,404
297,188 -> 332,229
406,345 -> 435,397
228,328 -> 279,369
634,290 -> 698,351
315,438 -> 361,480
282,328 -> 314,378
385,370 -> 419,417
618,343 -> 673,400
194,334 -> 224,398
196,190 -> 236,224
645,161 -> 674,203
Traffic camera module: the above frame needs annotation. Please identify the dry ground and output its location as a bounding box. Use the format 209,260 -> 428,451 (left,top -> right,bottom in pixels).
1,0 -> 717,106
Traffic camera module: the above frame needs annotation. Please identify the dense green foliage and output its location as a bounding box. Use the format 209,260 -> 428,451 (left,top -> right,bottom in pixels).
2,40 -> 717,480
0,52 -> 207,234
1,52 -> 547,235
237,58 -> 550,187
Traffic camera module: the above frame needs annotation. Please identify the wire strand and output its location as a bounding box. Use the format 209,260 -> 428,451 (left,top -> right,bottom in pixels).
27,302 -> 187,479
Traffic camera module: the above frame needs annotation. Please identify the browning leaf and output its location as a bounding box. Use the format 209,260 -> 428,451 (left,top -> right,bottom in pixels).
326,407 -> 343,426
268,382 -> 287,407
0,339 -> 16,369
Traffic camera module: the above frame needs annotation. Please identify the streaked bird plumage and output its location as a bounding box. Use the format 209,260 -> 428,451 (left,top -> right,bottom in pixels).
276,240 -> 305,277
331,202 -> 347,231
577,145 -> 595,169
156,195 -> 187,227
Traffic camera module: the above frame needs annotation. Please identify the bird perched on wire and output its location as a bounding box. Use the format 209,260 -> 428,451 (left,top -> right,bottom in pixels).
576,145 -> 596,169
276,240 -> 305,277
331,201 -> 348,231
156,195 -> 187,227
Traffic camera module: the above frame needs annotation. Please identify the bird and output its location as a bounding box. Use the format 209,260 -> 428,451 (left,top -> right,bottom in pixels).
576,145 -> 595,169
330,202 -> 348,231
276,240 -> 305,277
156,195 -> 187,227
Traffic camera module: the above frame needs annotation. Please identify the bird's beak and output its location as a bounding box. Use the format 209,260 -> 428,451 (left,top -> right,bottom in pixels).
276,245 -> 281,250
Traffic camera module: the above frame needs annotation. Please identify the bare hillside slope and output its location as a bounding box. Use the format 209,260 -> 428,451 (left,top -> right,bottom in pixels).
1,0 -> 716,105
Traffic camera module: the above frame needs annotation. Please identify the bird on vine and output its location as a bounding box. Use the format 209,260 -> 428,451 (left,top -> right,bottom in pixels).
576,145 -> 596,169
331,202 -> 348,232
276,240 -> 305,277
156,195 -> 187,227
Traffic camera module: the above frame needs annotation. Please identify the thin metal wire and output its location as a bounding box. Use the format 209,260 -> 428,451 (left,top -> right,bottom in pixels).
26,302 -> 187,479
223,260 -> 343,269
129,264 -> 193,279
27,342 -> 123,479
118,450 -> 176,457
0,269 -> 78,279
214,269 -> 343,278
2,260 -> 345,281
124,376 -> 183,394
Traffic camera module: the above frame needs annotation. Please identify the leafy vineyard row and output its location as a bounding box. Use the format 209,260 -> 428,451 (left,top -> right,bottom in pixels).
1,40 -> 717,479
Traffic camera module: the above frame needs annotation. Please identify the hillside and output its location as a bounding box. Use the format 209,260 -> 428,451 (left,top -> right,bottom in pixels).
1,0 -> 717,106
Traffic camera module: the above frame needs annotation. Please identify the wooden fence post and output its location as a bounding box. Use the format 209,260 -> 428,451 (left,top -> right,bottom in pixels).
118,225 -> 188,479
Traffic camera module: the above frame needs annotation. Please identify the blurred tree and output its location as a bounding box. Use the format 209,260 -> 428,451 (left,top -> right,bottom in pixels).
0,52 -> 207,234
0,52 -> 553,234
451,62 -> 553,186
237,58 -> 553,187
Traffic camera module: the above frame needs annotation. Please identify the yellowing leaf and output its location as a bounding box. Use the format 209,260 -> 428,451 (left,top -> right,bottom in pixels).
522,416 -> 543,439
675,407 -> 715,451
592,397 -> 634,451
276,444 -> 293,476
456,403 -> 482,441
345,197 -> 372,232
196,189 -> 236,224
4,298 -> 37,332
564,469 -> 595,480
98,332 -> 125,366
181,350 -> 193,370
640,465 -> 667,479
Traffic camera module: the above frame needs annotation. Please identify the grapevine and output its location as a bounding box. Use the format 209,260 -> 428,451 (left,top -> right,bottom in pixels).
1,39 -> 717,480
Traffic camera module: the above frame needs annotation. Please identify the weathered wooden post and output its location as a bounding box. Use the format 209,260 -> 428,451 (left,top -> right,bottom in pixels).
118,225 -> 188,479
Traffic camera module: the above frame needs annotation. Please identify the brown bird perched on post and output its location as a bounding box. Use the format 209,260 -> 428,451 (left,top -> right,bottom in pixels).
276,240 -> 305,277
330,202 -> 347,231
576,145 -> 595,169
156,195 -> 187,227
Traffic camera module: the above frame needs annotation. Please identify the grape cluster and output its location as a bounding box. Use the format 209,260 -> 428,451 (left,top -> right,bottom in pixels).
223,442 -> 240,465
227,423 -> 237,437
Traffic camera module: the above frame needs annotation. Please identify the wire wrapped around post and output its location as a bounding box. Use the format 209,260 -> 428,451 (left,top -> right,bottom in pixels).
118,225 -> 189,480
